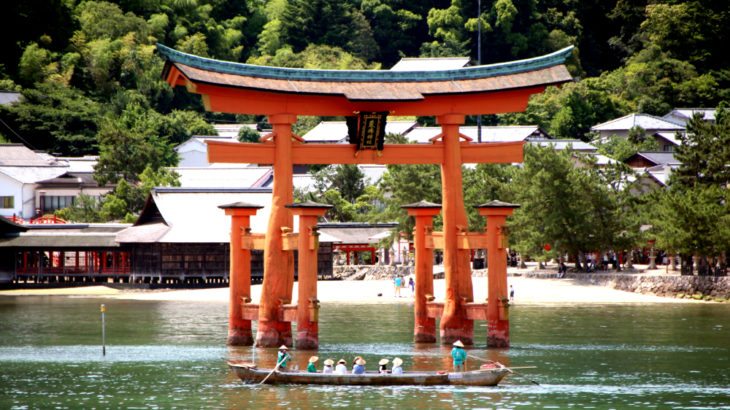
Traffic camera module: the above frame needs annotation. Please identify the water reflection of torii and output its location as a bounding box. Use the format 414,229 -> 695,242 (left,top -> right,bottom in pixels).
158,44 -> 574,349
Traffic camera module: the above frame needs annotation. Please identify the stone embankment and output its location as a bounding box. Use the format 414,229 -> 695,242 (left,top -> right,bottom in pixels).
521,272 -> 729,302
332,265 -> 413,281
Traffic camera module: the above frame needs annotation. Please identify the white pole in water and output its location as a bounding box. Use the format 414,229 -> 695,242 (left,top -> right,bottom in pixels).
100,304 -> 106,356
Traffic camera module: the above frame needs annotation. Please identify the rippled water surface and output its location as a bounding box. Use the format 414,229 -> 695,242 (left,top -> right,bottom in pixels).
1,296 -> 729,409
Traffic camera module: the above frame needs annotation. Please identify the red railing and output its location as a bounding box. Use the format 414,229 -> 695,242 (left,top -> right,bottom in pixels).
3,215 -> 67,224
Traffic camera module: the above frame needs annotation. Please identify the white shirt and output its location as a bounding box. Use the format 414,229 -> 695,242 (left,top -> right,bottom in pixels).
392,366 -> 403,374
323,365 -> 334,374
334,364 -> 347,374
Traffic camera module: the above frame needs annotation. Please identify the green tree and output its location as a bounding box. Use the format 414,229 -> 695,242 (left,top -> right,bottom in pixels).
0,82 -> 100,155
673,107 -> 730,187
94,103 -> 177,185
238,126 -> 261,143
508,145 -> 606,270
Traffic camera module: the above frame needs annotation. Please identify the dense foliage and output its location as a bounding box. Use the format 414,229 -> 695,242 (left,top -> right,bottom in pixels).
0,1 -> 727,272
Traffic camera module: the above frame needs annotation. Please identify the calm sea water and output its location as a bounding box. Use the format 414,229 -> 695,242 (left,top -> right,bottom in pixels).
0,295 -> 728,409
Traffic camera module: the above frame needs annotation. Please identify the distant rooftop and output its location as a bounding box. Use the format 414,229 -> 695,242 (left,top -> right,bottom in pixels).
390,57 -> 470,71
530,139 -> 597,151
591,113 -> 684,132
301,120 -> 417,143
0,144 -> 57,166
626,151 -> 681,167
405,125 -> 548,144
0,91 -> 21,106
212,123 -> 258,138
662,108 -> 716,125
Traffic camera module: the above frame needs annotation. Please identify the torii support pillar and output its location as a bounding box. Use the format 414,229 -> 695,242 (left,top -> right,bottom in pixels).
403,201 -> 442,343
477,200 -> 520,348
219,202 -> 263,346
257,114 -> 297,347
439,114 -> 474,345
287,201 -> 333,350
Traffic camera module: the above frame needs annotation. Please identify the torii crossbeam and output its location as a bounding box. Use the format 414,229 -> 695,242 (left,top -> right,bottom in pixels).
158,44 -> 573,348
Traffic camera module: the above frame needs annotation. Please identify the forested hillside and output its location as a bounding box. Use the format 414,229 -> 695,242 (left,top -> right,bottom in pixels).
1,0 -> 727,273
2,0 -> 728,161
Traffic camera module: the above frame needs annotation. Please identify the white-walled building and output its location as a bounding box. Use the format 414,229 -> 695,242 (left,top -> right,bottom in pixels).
0,144 -> 68,218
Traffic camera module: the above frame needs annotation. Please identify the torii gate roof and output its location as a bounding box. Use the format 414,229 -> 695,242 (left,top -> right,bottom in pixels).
158,44 -> 574,116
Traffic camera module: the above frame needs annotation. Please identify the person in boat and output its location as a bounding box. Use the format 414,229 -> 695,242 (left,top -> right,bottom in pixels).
335,359 -> 348,374
451,340 -> 467,372
391,357 -> 404,374
277,345 -> 291,371
322,359 -> 335,374
378,358 -> 390,374
307,356 -> 318,373
352,358 -> 366,374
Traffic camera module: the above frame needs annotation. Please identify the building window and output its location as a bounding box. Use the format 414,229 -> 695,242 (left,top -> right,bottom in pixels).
663,144 -> 674,152
1,196 -> 14,208
40,196 -> 75,213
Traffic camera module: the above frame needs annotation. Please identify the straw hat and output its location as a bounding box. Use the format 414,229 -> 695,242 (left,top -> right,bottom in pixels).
453,340 -> 464,348
356,358 -> 366,365
279,345 -> 289,350
309,356 -> 319,363
378,358 -> 389,366
337,359 -> 346,364
324,359 -> 334,366
392,357 -> 403,367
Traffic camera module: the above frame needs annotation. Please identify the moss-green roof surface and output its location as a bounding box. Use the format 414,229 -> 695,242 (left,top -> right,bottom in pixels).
158,44 -> 574,83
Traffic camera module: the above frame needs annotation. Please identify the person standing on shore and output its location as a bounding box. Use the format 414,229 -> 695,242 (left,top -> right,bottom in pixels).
510,285 -> 515,303
451,340 -> 467,372
408,276 -> 415,296
394,276 -> 402,297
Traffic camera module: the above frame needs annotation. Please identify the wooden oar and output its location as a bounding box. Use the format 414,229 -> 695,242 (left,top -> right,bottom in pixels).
259,356 -> 288,385
466,354 -> 540,385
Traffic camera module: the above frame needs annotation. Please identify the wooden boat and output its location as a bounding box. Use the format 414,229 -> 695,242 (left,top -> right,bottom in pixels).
228,361 -> 511,386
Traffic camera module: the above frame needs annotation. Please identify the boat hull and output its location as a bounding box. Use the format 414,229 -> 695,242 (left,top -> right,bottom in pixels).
228,362 -> 509,386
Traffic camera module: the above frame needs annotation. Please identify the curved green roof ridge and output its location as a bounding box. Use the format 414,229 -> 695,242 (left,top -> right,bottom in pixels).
157,44 -> 574,83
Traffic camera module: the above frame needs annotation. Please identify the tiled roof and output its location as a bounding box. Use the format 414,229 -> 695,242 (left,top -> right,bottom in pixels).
0,144 -> 56,166
662,108 -> 716,125
628,152 -> 681,166
591,113 -> 684,132
301,120 -> 417,142
118,188 -> 273,243
390,57 -> 470,71
318,222 -> 398,245
0,91 -> 21,106
159,44 -> 574,101
405,125 -> 544,144
530,139 -> 597,151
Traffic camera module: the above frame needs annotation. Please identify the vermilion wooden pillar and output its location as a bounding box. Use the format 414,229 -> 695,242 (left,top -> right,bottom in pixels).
403,201 -> 441,343
219,202 -> 263,346
477,200 -> 519,348
257,114 -> 297,347
438,114 -> 474,345
287,201 -> 332,350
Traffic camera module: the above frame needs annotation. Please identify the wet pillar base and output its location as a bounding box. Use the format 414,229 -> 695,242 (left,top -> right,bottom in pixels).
255,321 -> 292,348
296,327 -> 318,350
487,320 -> 510,348
441,325 -> 474,346
414,319 -> 437,343
227,326 -> 254,346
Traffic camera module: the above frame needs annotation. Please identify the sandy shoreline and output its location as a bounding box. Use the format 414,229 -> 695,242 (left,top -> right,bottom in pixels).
0,275 -> 691,305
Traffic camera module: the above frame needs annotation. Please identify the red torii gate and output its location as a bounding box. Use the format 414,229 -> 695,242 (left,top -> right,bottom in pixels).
159,44 -> 573,348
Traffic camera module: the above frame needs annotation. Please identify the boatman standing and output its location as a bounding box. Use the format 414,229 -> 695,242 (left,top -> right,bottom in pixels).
277,345 -> 291,371
451,340 -> 467,372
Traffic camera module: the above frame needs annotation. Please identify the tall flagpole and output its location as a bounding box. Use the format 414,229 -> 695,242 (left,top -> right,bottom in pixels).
477,0 -> 482,143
